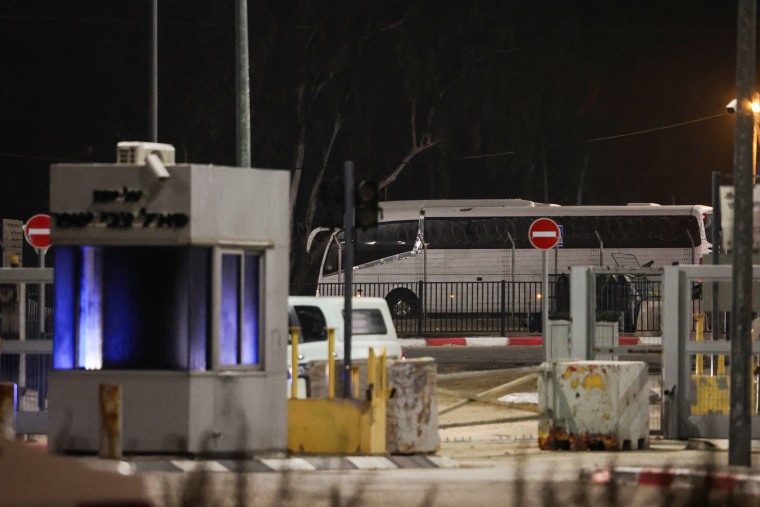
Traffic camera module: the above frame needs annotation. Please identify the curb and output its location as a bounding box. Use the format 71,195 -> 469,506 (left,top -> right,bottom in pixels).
590,466 -> 760,494
402,336 -> 642,347
122,455 -> 458,474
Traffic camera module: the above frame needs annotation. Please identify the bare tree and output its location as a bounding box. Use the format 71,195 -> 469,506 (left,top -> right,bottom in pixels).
378,100 -> 441,191
305,113 -> 345,230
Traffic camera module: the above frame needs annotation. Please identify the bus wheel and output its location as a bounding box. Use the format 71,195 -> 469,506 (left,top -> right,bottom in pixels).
385,289 -> 419,319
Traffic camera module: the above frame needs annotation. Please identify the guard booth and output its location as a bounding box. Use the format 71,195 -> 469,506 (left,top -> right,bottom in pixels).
47,144 -> 290,454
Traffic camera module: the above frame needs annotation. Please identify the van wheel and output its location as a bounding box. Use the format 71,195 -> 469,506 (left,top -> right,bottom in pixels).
385,289 -> 419,319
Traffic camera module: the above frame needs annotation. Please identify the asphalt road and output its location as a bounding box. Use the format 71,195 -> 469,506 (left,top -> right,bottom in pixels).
402,343 -> 662,374
401,344 -> 543,373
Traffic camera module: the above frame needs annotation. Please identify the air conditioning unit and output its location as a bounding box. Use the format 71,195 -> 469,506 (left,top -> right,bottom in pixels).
116,141 -> 175,165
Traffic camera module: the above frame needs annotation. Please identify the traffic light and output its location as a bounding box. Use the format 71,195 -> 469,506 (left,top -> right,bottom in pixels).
355,180 -> 380,229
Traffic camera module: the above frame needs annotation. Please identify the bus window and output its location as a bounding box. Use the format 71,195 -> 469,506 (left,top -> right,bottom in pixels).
322,221 -> 419,276
424,217 -> 523,249
355,221 -> 418,265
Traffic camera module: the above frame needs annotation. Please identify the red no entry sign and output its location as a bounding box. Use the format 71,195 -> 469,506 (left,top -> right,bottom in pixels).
24,214 -> 51,250
528,218 -> 560,250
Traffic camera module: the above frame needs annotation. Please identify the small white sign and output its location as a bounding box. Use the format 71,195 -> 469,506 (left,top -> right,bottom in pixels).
719,185 -> 760,252
2,219 -> 23,267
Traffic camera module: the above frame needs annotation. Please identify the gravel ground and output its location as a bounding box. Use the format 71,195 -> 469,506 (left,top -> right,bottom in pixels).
436,369 -> 542,466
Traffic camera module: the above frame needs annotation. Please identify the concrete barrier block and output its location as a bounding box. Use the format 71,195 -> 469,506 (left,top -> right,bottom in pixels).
538,360 -> 649,451
386,358 -> 439,454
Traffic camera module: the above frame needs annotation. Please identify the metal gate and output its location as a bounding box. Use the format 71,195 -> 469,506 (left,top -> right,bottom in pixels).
0,267 -> 53,435
565,266 -> 665,434
661,264 -> 760,440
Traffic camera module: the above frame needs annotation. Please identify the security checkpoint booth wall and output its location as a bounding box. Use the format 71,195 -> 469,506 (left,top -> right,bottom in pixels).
49,164 -> 289,246
47,163 -> 290,454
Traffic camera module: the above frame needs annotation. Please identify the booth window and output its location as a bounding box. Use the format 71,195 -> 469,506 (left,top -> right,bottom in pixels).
219,251 -> 261,367
53,246 -> 211,371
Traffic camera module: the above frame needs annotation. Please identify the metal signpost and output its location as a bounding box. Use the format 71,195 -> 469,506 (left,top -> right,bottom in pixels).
529,218 -> 561,361
24,214 -> 51,338
343,161 -> 355,398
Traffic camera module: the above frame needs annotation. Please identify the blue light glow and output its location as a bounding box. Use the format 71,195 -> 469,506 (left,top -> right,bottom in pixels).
77,246 -> 102,370
241,255 -> 259,364
219,253 -> 261,366
102,247 -> 137,368
219,254 -> 240,365
188,249 -> 210,370
53,247 -> 76,370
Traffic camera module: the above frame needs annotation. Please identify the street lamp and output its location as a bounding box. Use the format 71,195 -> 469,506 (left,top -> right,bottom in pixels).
726,95 -> 760,113
726,93 -> 760,178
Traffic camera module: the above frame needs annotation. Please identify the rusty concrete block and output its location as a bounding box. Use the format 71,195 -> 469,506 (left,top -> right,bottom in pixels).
538,360 -> 649,451
386,358 -> 439,454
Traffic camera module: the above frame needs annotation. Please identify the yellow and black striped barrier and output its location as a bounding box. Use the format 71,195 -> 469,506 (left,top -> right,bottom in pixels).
690,313 -> 757,416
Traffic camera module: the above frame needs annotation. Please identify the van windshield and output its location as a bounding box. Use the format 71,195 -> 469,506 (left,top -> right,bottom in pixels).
345,309 -> 388,335
289,305 -> 328,343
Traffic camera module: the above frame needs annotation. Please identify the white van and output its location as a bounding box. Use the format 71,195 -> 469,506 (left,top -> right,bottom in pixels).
287,296 -> 403,367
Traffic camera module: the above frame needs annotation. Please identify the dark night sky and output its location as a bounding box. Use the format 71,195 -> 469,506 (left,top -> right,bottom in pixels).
0,1 -> 749,241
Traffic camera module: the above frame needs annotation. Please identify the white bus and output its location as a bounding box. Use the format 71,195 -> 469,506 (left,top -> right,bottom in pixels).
313,199 -> 713,322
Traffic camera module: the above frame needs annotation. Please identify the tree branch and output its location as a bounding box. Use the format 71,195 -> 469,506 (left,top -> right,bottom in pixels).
378,137 -> 439,190
378,98 -> 441,191
306,114 -> 345,228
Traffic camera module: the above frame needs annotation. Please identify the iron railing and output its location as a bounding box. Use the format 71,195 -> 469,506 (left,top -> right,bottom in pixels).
0,269 -> 54,434
318,275 -> 665,337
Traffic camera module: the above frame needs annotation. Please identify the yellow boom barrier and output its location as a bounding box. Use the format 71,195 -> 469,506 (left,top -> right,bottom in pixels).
288,326 -> 390,454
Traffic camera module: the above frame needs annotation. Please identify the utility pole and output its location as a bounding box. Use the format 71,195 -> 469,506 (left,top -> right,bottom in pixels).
729,0 -> 756,468
150,0 -> 158,142
343,161 -> 355,398
235,0 -> 251,168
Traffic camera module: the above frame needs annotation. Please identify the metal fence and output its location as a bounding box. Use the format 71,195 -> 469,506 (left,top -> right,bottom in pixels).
318,275 -> 664,337
0,268 -> 54,435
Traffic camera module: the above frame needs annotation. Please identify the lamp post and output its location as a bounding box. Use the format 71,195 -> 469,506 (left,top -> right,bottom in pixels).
724,92 -> 758,467
726,93 -> 760,177
728,0 -> 757,467
726,93 -> 760,466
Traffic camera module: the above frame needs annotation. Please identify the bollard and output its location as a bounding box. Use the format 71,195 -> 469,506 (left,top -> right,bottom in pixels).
99,383 -> 122,459
0,382 -> 17,440
290,327 -> 300,399
351,366 -> 361,399
695,313 -> 705,375
327,328 -> 335,399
